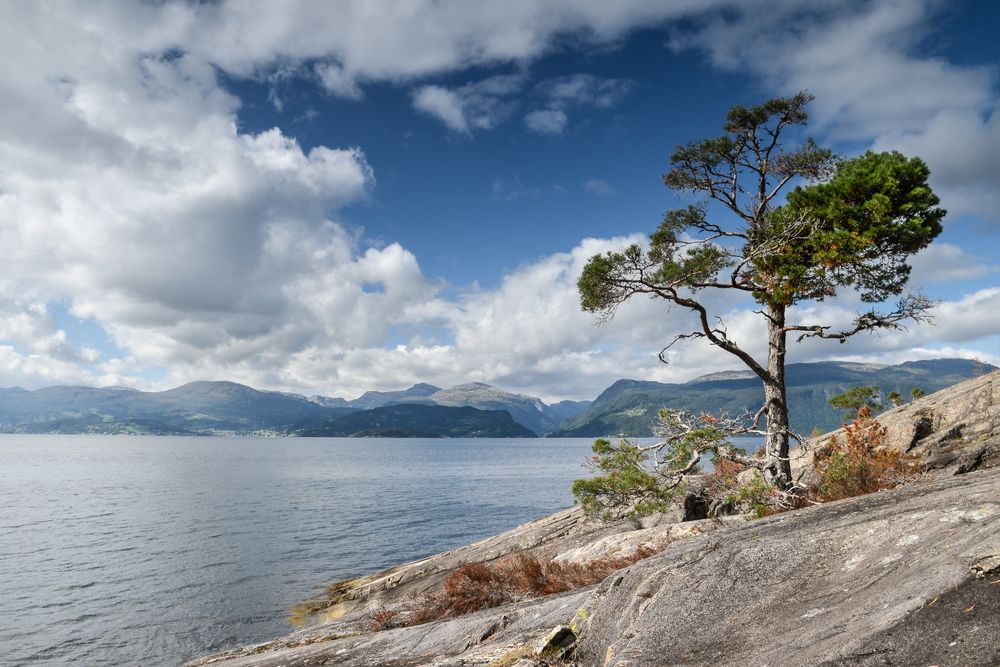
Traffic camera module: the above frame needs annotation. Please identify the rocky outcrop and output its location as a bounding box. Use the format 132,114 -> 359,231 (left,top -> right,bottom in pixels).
791,369 -> 1000,485
575,467 -> 1000,666
187,371 -> 1000,667
186,512 -> 738,666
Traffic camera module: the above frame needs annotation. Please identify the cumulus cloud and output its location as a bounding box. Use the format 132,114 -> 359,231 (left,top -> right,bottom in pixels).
0,3 -> 441,395
315,62 -> 364,99
413,85 -> 470,133
412,74 -> 524,135
524,109 -> 568,134
669,0 -> 1000,222
0,1 -> 996,401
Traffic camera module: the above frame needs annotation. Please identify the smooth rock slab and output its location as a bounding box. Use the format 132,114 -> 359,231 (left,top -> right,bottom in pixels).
574,468 -> 1000,667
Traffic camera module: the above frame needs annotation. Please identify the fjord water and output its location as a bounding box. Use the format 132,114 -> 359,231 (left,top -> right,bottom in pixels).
0,435 -> 599,666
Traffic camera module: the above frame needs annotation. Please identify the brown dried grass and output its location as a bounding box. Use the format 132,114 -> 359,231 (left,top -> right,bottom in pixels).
811,406 -> 922,502
366,602 -> 402,632
383,545 -> 665,629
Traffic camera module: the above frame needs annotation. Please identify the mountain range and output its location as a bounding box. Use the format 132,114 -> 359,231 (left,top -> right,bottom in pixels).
0,358 -> 991,437
550,358 -> 995,437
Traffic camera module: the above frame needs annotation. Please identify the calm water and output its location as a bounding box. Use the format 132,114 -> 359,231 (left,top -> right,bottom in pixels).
0,435 -> 601,666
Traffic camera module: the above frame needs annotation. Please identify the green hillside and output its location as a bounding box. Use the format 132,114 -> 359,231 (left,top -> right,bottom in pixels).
550,359 -> 993,437
299,404 -> 537,438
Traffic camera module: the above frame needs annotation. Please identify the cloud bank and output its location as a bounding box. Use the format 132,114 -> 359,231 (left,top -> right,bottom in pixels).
0,0 -> 996,401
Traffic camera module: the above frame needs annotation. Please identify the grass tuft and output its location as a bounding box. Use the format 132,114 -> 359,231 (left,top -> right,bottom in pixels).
370,545 -> 666,630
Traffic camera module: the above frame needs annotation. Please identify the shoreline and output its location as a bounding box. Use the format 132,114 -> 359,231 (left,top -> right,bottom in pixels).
185,372 -> 1000,666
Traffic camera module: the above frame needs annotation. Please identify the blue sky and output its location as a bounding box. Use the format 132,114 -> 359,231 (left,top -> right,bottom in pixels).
0,0 -> 998,401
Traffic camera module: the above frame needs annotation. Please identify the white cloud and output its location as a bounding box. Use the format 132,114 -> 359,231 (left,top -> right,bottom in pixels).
183,1 -> 729,82
315,62 -> 364,99
908,243 -> 999,285
669,0 -> 1000,223
540,73 -> 633,109
524,109 -> 568,134
525,73 -> 633,134
0,3 -> 441,396
413,85 -> 469,133
412,74 -> 524,135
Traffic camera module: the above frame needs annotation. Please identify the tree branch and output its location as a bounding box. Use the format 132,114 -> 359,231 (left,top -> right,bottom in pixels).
785,293 -> 936,343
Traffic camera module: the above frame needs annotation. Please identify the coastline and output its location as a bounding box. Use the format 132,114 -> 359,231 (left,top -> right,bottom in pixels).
185,372 -> 1000,667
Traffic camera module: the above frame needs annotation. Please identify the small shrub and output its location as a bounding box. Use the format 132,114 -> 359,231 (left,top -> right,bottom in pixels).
572,438 -> 677,521
703,457 -> 747,513
811,406 -> 921,502
367,602 -> 401,632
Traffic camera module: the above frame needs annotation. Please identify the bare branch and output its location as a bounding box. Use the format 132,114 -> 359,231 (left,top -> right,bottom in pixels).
786,293 -> 936,343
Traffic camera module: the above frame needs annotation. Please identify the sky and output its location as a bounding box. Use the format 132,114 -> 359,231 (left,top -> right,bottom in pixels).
1,0 -> 999,402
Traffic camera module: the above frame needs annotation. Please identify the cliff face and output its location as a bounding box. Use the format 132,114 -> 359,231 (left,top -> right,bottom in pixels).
186,371 -> 1000,667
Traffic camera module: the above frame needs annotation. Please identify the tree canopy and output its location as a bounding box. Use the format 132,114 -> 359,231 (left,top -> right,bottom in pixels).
576,91 -> 944,497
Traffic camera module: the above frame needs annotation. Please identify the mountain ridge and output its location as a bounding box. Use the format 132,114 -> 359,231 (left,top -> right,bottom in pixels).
551,358 -> 995,437
0,358 -> 990,437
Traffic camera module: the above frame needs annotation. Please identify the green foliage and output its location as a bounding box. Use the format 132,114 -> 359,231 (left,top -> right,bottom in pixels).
829,384 -> 930,421
734,477 -> 774,520
578,92 -> 835,318
812,407 -> 920,502
571,438 -> 677,521
572,408 -> 731,521
828,385 -> 882,419
578,94 -> 943,346
771,151 -> 945,305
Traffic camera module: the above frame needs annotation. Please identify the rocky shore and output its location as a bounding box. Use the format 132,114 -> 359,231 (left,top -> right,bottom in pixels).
186,371 -> 1000,667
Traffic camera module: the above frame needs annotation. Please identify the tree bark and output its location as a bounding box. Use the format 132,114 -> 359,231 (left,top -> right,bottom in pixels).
763,303 -> 792,489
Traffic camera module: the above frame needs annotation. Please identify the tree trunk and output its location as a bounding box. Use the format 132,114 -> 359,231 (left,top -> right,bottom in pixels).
763,303 -> 792,489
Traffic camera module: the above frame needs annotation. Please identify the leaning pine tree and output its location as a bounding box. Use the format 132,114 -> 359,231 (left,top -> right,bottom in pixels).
576,92 -> 944,505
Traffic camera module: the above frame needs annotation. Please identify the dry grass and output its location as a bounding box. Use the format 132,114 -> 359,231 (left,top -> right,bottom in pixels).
368,545 -> 665,631
366,602 -> 403,632
811,406 -> 922,502
703,457 -> 748,505
701,406 -> 922,518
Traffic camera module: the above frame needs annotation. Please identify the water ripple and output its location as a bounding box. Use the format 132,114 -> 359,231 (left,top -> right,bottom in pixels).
0,434 -> 611,667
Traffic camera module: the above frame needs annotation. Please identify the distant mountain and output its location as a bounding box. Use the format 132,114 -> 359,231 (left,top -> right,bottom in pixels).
0,381 -> 351,435
424,383 -> 559,436
549,359 -> 995,438
547,400 -> 592,422
3,358 -> 985,437
314,382 -> 579,436
299,404 -> 536,438
0,379 -> 551,437
344,383 -> 442,410
307,395 -> 351,408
